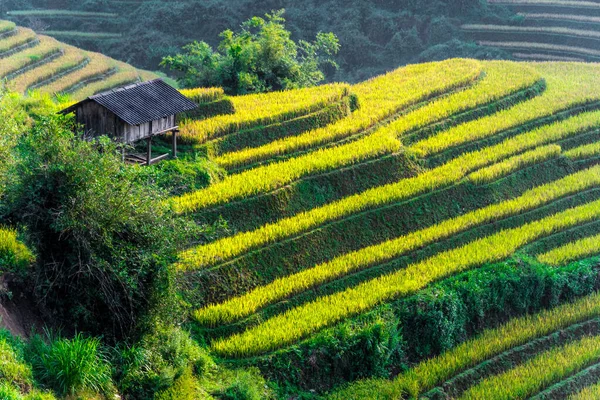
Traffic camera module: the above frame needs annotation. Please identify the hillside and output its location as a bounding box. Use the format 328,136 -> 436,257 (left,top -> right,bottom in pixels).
1,0 -> 516,82
464,0 -> 600,62
0,19 -> 157,101
160,58 -> 600,398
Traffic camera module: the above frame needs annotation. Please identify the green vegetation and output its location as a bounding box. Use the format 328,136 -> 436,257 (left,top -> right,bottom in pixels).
162,10 -> 340,95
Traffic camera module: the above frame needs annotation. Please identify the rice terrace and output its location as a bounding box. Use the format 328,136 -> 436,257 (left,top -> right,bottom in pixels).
5,0 -> 600,399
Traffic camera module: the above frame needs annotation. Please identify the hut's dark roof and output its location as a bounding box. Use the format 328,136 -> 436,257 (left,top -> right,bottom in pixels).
60,79 -> 197,126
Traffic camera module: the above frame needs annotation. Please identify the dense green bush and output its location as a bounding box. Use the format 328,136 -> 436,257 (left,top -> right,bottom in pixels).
161,10 -> 340,94
1,115 -> 194,338
135,154 -> 225,197
114,324 -> 214,399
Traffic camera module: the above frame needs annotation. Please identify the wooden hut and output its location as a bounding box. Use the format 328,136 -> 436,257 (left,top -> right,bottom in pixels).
59,79 -> 197,165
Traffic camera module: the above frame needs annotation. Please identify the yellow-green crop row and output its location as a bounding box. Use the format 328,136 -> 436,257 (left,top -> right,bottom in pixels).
570,382 -> 600,400
178,109 -> 600,271
10,42 -> 87,93
179,83 -> 351,143
468,144 -> 561,184
330,293 -> 600,399
464,24 -> 600,39
478,41 -> 600,57
0,28 -> 36,54
564,141 -> 600,160
460,335 -> 600,400
0,20 -> 16,34
214,59 -> 483,168
411,62 -> 600,157
0,35 -> 61,78
212,198 -> 600,357
171,61 -> 538,214
37,51 -> 114,95
0,227 -> 34,271
194,165 -> 600,326
180,87 -> 225,104
538,232 -> 600,266
172,128 -> 401,214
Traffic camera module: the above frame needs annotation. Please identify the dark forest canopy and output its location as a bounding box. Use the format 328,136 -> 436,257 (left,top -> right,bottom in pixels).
3,0 -> 515,82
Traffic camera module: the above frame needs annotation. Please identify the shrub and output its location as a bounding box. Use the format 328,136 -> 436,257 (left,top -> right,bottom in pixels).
135,155 -> 224,196
114,324 -> 214,399
1,115 -> 192,338
27,332 -> 114,398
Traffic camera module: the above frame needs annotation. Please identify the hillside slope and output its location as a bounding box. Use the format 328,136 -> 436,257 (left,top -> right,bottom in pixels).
1,0 -> 515,82
163,58 -> 600,397
0,20 -> 157,101
464,0 -> 600,62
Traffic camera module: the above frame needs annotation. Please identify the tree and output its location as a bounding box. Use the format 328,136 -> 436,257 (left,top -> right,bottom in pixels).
1,115 -> 193,339
161,9 -> 340,95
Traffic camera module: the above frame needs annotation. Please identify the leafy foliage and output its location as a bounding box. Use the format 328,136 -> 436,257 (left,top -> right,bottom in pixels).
1,115 -> 191,338
161,10 -> 340,94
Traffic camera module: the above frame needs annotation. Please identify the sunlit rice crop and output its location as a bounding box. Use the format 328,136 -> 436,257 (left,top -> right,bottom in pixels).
212,199 -> 600,357
0,27 -> 36,54
538,232 -> 600,266
178,109 -> 600,271
0,35 -> 61,78
411,63 -> 600,157
179,83 -> 352,143
468,144 -> 561,184
460,335 -> 600,400
194,165 -> 600,326
330,292 -> 600,399
214,59 -> 483,168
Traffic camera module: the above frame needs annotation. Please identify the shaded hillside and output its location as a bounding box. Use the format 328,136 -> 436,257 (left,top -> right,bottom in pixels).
464,0 -> 600,62
3,0 -> 516,81
0,19 -> 157,100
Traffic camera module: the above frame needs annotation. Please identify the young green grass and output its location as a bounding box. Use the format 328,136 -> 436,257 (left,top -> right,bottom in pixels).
538,232 -> 600,266
211,198 -> 600,357
467,144 -> 561,184
214,58 -> 483,168
459,335 -> 600,400
0,227 -> 34,272
463,24 -> 600,39
194,165 -> 600,326
178,108 -> 600,271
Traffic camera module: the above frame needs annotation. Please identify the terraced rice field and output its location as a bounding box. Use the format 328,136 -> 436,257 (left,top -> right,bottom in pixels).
166,58 -> 600,398
0,20 -> 156,101
466,0 -> 600,61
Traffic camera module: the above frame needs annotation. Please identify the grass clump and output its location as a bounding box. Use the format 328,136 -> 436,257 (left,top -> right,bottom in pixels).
27,332 -> 114,398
